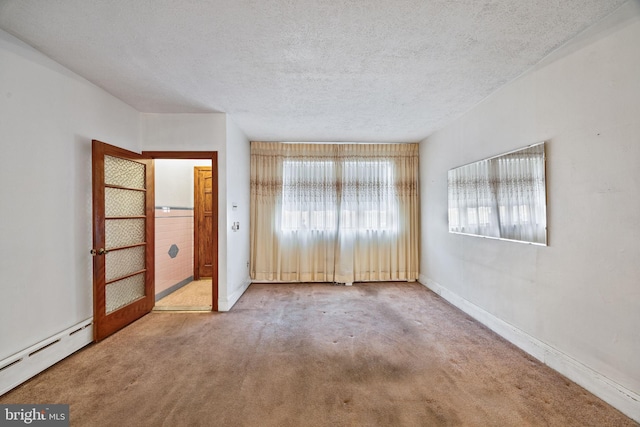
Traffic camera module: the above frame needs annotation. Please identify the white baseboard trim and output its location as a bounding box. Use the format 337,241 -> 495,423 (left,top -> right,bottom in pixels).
0,319 -> 93,396
419,274 -> 639,423
218,277 -> 252,312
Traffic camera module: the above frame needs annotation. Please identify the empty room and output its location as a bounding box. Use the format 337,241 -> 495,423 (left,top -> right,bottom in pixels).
0,1 -> 638,425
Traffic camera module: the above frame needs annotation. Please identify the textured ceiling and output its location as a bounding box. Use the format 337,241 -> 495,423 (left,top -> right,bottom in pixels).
0,0 -> 628,142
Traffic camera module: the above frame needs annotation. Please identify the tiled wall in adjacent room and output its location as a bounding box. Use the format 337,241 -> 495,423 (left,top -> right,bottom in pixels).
155,207 -> 194,297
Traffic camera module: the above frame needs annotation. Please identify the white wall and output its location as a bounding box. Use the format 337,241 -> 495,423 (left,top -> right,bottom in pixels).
220,116 -> 251,310
140,114 -> 226,153
155,159 -> 211,208
419,2 -> 640,420
0,30 -> 140,360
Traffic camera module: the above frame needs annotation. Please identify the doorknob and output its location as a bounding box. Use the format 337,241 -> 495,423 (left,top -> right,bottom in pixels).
90,249 -> 97,256
98,248 -> 109,255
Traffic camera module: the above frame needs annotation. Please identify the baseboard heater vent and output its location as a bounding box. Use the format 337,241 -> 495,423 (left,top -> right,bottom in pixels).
0,319 -> 93,396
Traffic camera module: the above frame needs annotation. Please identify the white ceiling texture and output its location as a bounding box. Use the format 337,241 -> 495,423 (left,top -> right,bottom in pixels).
0,0 -> 629,142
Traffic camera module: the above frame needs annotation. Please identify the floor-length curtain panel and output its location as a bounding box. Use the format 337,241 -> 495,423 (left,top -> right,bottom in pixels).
335,144 -> 420,283
392,143 -> 420,281
250,142 -> 420,283
250,142 -> 285,281
250,142 -> 338,282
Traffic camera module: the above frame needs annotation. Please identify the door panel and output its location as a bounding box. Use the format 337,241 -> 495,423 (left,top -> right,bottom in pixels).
92,140 -> 154,341
194,167 -> 213,279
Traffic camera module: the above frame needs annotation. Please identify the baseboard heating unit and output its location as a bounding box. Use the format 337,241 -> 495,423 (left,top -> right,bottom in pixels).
0,319 -> 93,396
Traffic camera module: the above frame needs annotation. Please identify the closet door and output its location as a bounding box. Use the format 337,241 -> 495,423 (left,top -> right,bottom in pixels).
194,166 -> 213,279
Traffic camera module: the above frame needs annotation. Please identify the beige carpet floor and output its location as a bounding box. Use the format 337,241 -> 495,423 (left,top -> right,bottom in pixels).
1,282 -> 636,426
154,279 -> 212,311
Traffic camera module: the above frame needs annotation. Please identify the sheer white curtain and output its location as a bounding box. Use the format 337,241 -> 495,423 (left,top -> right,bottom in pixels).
250,142 -> 420,283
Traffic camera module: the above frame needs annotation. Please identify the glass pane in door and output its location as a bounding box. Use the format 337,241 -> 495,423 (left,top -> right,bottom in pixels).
104,155 -> 147,314
106,273 -> 145,314
105,219 -> 145,249
105,155 -> 145,189
105,188 -> 145,216
105,246 -> 145,282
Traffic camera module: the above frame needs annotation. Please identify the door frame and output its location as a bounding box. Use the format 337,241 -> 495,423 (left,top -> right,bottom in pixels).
143,151 -> 219,312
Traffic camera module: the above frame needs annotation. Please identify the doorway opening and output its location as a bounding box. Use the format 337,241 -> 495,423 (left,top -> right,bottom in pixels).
143,151 -> 218,312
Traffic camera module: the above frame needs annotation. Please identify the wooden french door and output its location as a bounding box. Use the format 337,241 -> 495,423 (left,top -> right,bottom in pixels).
91,140 -> 154,341
194,167 -> 213,279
